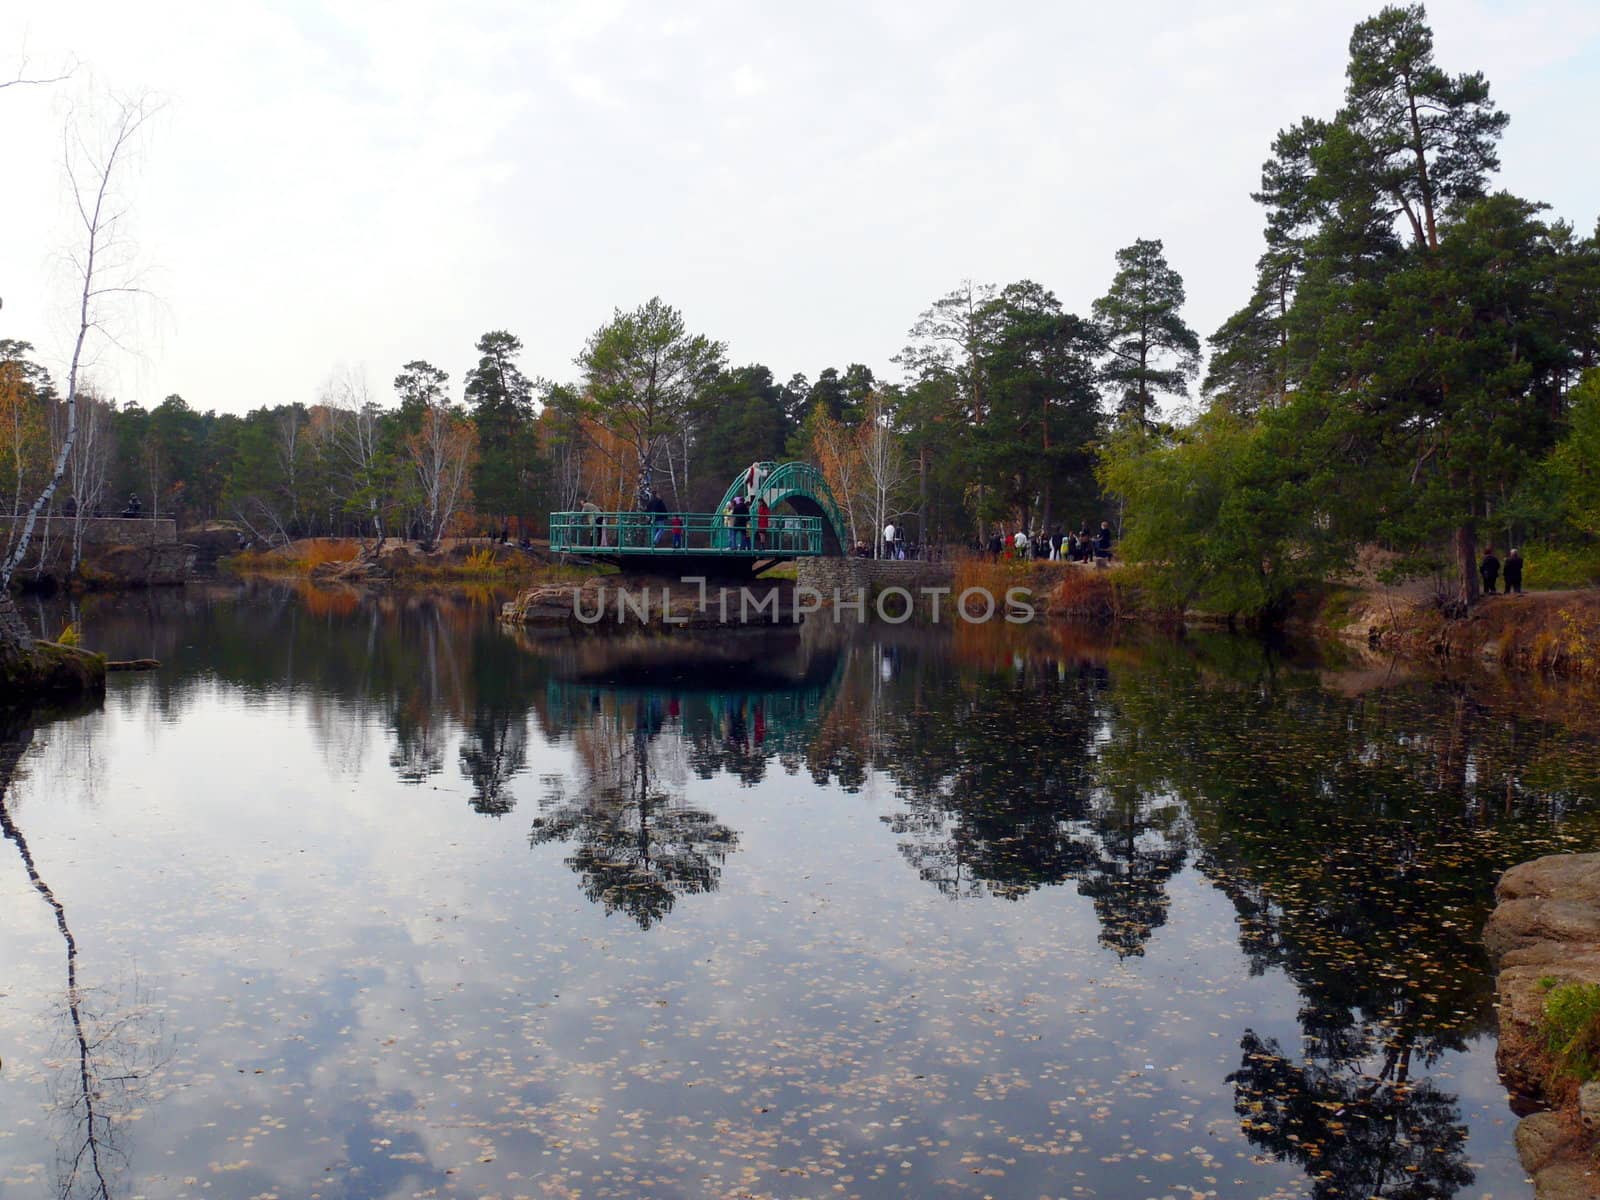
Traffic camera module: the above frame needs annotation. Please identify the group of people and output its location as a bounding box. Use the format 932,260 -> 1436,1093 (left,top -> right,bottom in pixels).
988,521 -> 1113,563
574,490 -> 794,552
1480,546 -> 1526,595
723,494 -> 775,551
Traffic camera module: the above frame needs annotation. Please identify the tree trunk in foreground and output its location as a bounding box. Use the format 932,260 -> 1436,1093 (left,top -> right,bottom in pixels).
1455,523 -> 1480,607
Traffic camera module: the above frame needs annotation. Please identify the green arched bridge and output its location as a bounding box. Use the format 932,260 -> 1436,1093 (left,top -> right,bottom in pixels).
550,461 -> 849,574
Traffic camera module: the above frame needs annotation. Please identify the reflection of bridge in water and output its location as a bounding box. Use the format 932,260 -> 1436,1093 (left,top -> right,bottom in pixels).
523,628 -> 849,927
548,461 -> 850,576
537,628 -> 846,759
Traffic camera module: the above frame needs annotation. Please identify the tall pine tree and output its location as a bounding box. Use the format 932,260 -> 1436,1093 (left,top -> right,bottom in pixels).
1092,239 -> 1200,431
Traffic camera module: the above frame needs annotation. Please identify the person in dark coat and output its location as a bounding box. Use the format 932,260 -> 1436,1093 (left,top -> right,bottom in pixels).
1095,521 -> 1113,560
1503,548 -> 1523,594
1479,547 -> 1500,595
647,492 -> 668,546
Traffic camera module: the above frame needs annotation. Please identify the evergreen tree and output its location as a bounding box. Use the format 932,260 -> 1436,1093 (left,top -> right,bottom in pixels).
1341,2 -> 1507,252
686,365 -> 791,509
463,331 -> 538,530
975,281 -> 1103,532
1092,239 -> 1200,430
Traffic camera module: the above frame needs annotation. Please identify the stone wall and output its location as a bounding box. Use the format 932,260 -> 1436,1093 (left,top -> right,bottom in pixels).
795,558 -> 955,596
0,515 -> 177,547
1485,853 -> 1600,1197
792,559 -> 975,623
1,516 -> 189,589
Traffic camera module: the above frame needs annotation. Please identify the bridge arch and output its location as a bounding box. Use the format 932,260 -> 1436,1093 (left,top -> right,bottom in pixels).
716,462 -> 848,557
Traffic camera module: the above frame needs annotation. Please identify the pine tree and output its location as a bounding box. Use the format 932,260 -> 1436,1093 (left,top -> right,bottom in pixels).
464,331 -> 537,529
1092,239 -> 1200,431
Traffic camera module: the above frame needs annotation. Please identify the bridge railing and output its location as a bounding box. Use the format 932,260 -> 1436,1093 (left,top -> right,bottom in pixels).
550,512 -> 826,556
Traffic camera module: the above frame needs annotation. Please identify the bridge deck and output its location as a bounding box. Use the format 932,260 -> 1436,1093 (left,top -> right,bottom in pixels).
550,512 -> 826,562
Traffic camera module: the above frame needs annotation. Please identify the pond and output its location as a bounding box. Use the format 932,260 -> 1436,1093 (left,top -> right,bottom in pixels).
4,582 -> 1600,1199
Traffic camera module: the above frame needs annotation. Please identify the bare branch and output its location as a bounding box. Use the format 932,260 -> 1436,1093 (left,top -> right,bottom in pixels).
2,91 -> 163,590
0,48 -> 77,91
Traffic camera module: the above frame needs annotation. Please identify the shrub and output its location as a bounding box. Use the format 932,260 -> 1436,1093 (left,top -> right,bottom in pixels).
1542,981 -> 1600,1083
463,547 -> 499,575
301,538 -> 361,568
1521,543 -> 1600,590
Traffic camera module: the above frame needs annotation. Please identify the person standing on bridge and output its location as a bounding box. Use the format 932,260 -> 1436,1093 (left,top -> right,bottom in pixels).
647,492 -> 668,547
756,499 -> 771,550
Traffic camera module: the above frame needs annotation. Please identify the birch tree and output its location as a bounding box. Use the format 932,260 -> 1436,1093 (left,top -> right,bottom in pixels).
856,391 -> 913,558
62,390 -> 113,572
405,396 -> 476,549
322,365 -> 390,543
3,94 -> 159,590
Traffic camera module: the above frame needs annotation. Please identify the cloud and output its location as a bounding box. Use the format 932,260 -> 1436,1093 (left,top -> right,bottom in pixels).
1,0 -> 1595,412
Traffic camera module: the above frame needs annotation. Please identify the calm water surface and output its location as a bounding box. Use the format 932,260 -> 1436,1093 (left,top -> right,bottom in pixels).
5,583 -> 1600,1200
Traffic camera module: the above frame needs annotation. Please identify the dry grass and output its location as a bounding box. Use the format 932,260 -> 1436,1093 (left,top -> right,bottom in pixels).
226,538 -> 361,575
397,546 -> 539,582
951,557 -> 1026,598
1357,587 -> 1600,682
950,557 -> 1145,623
1049,566 -> 1122,619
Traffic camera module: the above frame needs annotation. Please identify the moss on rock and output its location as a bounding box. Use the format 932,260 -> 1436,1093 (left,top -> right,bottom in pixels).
0,639 -> 107,707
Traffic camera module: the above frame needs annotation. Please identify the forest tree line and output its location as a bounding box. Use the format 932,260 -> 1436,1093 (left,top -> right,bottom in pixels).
3,4 -> 1598,607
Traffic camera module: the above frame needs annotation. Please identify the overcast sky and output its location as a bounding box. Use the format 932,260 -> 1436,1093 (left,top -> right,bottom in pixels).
2,0 -> 1596,416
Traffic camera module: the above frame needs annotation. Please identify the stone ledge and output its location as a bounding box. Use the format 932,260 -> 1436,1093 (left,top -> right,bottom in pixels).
1487,852 -> 1600,1197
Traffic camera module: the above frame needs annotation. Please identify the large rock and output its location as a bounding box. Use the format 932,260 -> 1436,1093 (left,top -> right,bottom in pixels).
1500,854 -> 1600,905
1487,896 -> 1600,958
0,637 -> 107,706
502,580 -> 799,630
1488,854 -> 1600,1190
1582,1082 -> 1600,1132
1529,1160 -> 1600,1200
1517,1111 -> 1580,1174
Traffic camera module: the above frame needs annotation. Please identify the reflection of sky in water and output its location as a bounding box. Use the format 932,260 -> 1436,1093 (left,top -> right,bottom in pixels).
4,588 -> 1598,1197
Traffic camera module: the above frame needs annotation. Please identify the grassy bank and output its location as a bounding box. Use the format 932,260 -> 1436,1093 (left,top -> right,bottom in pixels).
1305,585 -> 1600,681
223,537 -> 594,586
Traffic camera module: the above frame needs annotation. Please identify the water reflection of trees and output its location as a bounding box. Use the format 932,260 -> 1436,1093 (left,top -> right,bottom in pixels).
60,584 -> 538,808
819,632 -> 1600,1197
532,691 -> 737,928
854,644 -> 1189,956
43,590 -> 1600,1199
520,632 -> 846,927
1,713 -> 169,1200
1093,642 -> 1600,1199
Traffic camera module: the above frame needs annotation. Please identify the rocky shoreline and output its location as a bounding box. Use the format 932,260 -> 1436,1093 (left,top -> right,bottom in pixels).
1486,853 -> 1600,1198
0,594 -> 106,706
503,578 -> 808,630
